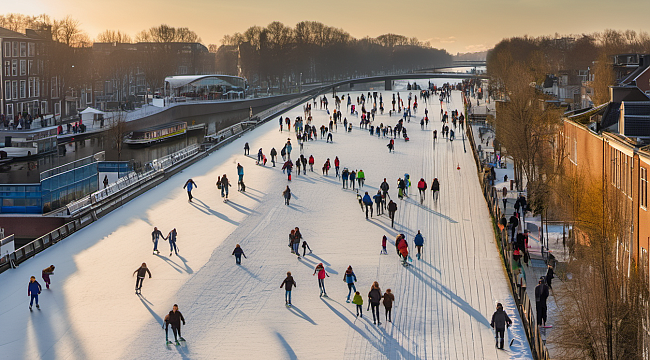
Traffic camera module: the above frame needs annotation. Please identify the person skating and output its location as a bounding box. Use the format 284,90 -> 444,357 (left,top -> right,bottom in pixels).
396,234 -> 410,265
352,291 -> 363,317
300,155 -> 307,175
301,240 -> 312,257
381,235 -> 388,254
292,227 -> 303,258
152,226 -> 166,255
350,170 -> 356,190
373,191 -> 383,215
232,244 -> 247,265
295,157 -> 301,176
282,160 -> 293,181
342,168 -> 349,189
313,263 -> 329,297
535,278 -> 550,327
308,155 -> 315,172
357,169 -> 365,187
509,212 -> 519,241
387,200 -> 397,228
167,228 -> 179,256
165,304 -> 186,345
362,191 -> 373,218
334,157 -> 340,177
133,262 -> 152,294
387,139 -> 394,152
383,289 -> 395,322
42,265 -> 55,289
219,174 -> 231,201
545,264 -> 554,290
237,163 -> 244,191
257,148 -> 263,164
281,271 -> 297,306
397,178 -> 406,199
368,281 -> 382,325
343,266 -> 357,302
490,303 -> 512,349
283,186 -> 291,206
417,178 -> 427,204
183,178 -> 197,202
431,178 -> 440,202
244,142 -> 250,155
270,147 -> 277,167
414,230 -> 425,259
28,276 -> 42,310
380,178 -> 390,208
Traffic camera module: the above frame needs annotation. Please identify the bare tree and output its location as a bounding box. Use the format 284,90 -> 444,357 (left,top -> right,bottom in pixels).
96,30 -> 132,43
106,111 -> 127,160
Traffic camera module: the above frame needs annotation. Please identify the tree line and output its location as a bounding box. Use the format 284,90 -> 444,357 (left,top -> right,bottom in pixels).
215,21 -> 452,88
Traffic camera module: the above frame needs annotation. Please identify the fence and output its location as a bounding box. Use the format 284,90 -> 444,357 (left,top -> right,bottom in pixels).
464,101 -> 550,360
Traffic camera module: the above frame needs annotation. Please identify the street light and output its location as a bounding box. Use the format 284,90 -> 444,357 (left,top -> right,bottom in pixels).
299,73 -> 302,93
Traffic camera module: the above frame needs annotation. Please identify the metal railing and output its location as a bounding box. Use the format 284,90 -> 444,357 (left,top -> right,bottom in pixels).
464,97 -> 550,360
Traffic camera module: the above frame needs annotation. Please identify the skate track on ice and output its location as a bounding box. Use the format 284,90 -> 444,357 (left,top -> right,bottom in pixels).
0,88 -> 532,359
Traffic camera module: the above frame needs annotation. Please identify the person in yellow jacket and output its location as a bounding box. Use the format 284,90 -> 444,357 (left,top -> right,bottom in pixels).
352,291 -> 363,317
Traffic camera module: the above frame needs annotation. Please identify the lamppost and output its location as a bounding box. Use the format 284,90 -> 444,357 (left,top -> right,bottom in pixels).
299,72 -> 302,93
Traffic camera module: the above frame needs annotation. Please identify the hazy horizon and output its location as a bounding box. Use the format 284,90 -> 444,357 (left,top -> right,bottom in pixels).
4,0 -> 650,54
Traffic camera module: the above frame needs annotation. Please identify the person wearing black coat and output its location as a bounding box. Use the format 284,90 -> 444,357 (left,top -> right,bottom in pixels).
387,200 -> 398,228
509,213 -> 519,240
270,148 -> 277,166
368,281 -> 383,325
430,178 -> 440,202
535,279 -> 550,326
164,304 -> 186,344
281,271 -> 297,305
232,244 -> 247,265
490,303 -> 512,349
133,263 -> 152,294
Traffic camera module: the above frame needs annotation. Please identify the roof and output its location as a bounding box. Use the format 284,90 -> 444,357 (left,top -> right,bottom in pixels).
164,75 -> 246,89
621,101 -> 650,137
79,107 -> 105,115
0,27 -> 27,39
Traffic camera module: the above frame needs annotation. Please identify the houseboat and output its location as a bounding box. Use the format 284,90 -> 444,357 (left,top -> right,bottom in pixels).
124,121 -> 187,147
0,127 -> 58,158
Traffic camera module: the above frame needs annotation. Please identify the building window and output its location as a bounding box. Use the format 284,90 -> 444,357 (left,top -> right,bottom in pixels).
642,167 -> 648,210
20,80 -> 26,98
6,104 -> 13,119
51,77 -> 58,98
3,61 -> 9,77
20,60 -> 26,75
3,42 -> 10,57
11,59 -> 17,76
12,42 -> 18,57
20,42 -> 26,57
4,80 -> 10,100
35,78 -> 39,97
28,60 -> 33,75
28,77 -> 33,98
54,102 -> 60,115
40,101 -> 47,114
570,138 -> 577,165
11,80 -> 17,99
28,43 -> 35,57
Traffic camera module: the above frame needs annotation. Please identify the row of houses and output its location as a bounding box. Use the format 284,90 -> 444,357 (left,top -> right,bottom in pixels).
0,26 -> 215,123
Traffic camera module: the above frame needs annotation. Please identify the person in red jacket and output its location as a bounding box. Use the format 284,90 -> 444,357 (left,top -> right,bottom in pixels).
417,178 -> 428,204
334,156 -> 340,177
313,263 -> 330,297
308,155 -> 315,172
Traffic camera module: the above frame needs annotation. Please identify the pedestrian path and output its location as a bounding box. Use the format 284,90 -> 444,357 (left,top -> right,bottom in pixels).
0,88 -> 532,359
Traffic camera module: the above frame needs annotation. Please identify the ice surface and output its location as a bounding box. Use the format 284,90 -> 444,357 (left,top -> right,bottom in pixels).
0,90 -> 532,359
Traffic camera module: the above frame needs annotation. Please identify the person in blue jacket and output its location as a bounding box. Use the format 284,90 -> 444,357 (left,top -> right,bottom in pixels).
183,178 -> 197,202
373,191 -> 383,215
362,191 -> 374,219
350,170 -> 357,191
414,230 -> 424,259
341,168 -> 349,189
343,266 -> 357,302
237,163 -> 244,191
28,276 -> 42,310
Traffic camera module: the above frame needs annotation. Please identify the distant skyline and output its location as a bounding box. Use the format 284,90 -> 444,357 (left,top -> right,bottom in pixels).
4,0 -> 650,54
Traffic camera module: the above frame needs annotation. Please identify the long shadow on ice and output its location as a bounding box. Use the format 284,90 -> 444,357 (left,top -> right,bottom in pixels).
320,298 -> 414,358
190,200 -> 239,226
275,331 -> 298,360
226,200 -> 258,216
406,265 -> 490,327
286,305 -> 317,325
176,254 -> 194,274
154,253 -> 184,273
403,198 -> 458,223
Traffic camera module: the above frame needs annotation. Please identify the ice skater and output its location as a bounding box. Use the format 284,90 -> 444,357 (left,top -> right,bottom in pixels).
152,226 -> 166,255
417,178 -> 427,204
219,174 -> 231,201
283,186 -> 292,205
381,235 -> 388,254
165,304 -> 186,345
431,178 -> 440,202
281,271 -> 297,306
352,291 -> 363,317
344,266 -> 357,302
133,262 -> 152,294
237,163 -> 244,191
368,281 -> 382,325
183,178 -> 197,202
42,265 -> 55,289
28,276 -> 42,310
383,289 -> 395,322
167,228 -> 179,256
387,200 -> 398,228
301,240 -> 312,257
414,230 -> 424,259
313,263 -> 329,297
232,244 -> 247,265
491,303 -> 512,349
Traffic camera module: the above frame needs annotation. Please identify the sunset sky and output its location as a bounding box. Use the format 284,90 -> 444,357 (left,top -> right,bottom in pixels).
4,0 -> 650,54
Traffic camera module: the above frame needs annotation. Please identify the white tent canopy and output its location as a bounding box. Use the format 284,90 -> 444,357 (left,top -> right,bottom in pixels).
79,107 -> 106,122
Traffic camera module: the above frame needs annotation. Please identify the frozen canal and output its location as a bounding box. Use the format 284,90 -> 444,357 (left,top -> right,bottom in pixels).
0,87 -> 532,359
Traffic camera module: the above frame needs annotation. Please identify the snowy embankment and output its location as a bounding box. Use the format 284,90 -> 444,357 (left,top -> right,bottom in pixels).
0,89 -> 531,360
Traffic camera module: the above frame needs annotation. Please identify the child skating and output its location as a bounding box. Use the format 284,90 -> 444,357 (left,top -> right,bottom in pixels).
313,263 -> 329,297
28,276 -> 42,311
42,265 -> 55,289
352,291 -> 363,317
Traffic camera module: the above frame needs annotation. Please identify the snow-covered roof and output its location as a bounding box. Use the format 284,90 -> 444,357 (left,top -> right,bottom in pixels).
164,75 -> 246,89
79,107 -> 105,115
